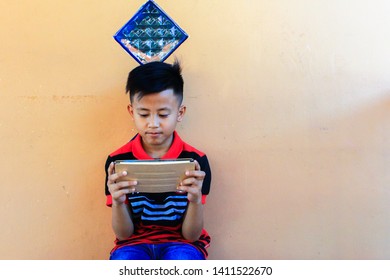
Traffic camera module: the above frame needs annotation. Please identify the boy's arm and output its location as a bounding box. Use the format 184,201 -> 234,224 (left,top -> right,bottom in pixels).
181,200 -> 204,241
178,161 -> 205,241
111,203 -> 134,241
107,162 -> 137,240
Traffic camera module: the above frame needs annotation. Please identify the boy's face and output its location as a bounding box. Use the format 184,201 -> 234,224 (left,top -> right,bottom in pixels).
128,89 -> 185,156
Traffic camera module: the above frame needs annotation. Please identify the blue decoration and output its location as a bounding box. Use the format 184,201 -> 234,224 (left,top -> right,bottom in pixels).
113,0 -> 189,64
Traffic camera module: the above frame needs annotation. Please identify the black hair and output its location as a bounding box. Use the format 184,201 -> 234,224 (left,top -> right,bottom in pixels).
126,60 -> 184,104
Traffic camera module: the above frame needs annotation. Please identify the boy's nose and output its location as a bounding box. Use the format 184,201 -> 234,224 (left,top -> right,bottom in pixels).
148,116 -> 159,128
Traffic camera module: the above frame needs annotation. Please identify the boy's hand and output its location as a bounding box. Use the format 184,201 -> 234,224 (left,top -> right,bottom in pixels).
107,162 -> 137,206
178,160 -> 205,204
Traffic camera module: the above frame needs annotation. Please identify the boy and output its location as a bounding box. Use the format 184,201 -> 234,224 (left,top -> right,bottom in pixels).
104,61 -> 212,260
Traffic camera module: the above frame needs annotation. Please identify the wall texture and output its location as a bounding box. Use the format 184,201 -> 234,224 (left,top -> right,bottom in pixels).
1,0 -> 389,259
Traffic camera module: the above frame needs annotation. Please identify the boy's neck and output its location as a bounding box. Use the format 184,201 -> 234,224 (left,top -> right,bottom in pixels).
141,134 -> 174,159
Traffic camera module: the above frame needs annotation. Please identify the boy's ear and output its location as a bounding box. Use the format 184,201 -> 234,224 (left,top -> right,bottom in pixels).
127,104 -> 134,119
177,105 -> 186,122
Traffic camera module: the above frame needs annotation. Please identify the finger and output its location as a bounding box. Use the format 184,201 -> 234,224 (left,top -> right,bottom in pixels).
194,160 -> 201,171
112,188 -> 135,199
181,177 -> 197,186
107,162 -> 115,175
176,185 -> 189,193
184,170 -> 205,180
114,180 -> 138,189
109,181 -> 137,193
179,183 -> 202,196
108,170 -> 129,183
177,185 -> 202,201
180,185 -> 200,193
109,182 -> 137,195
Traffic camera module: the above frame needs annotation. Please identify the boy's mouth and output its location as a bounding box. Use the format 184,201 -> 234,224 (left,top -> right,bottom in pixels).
146,131 -> 162,136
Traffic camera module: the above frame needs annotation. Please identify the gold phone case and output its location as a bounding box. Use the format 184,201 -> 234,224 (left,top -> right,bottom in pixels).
114,159 -> 195,193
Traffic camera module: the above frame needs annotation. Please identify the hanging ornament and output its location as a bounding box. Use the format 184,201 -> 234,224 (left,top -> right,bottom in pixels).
113,0 -> 189,64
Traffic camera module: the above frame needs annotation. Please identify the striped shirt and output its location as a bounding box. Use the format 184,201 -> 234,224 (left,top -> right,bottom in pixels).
105,131 -> 212,257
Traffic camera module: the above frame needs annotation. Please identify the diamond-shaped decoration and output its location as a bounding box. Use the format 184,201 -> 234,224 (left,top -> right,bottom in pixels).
114,0 -> 189,64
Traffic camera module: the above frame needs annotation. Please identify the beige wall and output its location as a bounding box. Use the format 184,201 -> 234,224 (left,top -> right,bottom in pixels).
1,0 -> 389,259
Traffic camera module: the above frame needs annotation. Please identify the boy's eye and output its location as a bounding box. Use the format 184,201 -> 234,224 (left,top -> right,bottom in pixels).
137,112 -> 169,118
